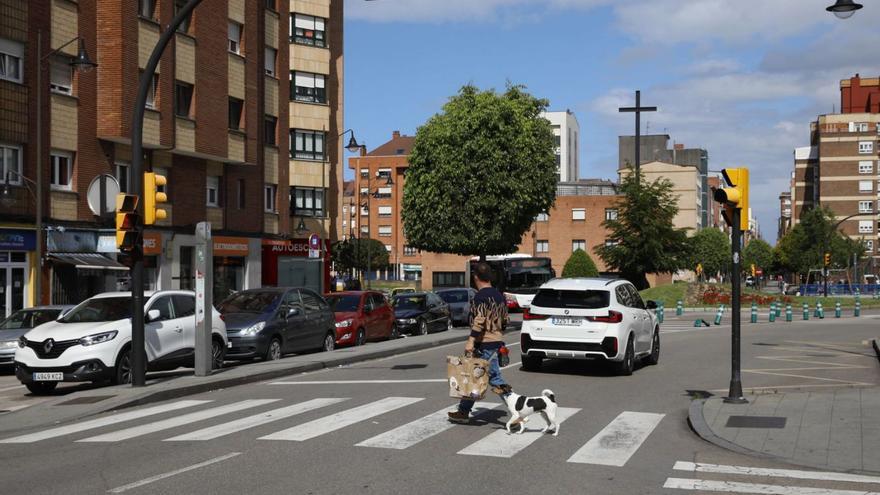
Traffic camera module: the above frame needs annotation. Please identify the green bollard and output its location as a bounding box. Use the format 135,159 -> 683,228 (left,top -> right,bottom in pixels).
775,302 -> 782,318
813,301 -> 820,317
855,300 -> 861,317
785,304 -> 793,322
769,307 -> 776,322
658,305 -> 665,324
835,301 -> 841,318
676,300 -> 683,316
750,302 -> 758,324
802,302 -> 809,320
714,305 -> 724,325
817,301 -> 824,319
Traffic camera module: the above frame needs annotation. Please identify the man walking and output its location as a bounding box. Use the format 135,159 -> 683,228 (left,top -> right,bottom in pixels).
448,262 -> 509,423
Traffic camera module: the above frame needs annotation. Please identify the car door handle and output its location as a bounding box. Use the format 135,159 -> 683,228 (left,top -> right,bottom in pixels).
174,327 -> 183,333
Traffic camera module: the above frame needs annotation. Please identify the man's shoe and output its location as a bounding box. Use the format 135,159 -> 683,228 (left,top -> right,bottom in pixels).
447,410 -> 469,423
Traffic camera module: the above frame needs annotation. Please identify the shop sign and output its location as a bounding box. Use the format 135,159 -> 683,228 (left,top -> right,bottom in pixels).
213,236 -> 249,256
46,230 -> 97,252
97,235 -> 117,253
262,239 -> 311,255
403,264 -> 422,271
143,232 -> 163,256
0,229 -> 36,251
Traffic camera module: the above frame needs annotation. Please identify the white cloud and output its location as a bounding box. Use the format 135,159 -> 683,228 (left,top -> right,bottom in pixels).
345,0 -> 610,23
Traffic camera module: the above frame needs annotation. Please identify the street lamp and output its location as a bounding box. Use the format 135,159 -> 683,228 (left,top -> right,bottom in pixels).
823,212 -> 872,296
361,173 -> 394,289
827,0 -> 863,18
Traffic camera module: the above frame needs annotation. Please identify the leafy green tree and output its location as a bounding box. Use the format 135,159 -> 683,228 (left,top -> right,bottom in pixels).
561,249 -> 600,278
331,238 -> 389,275
774,207 -> 866,281
743,238 -> 773,273
596,169 -> 692,290
688,228 -> 730,280
401,83 -> 557,258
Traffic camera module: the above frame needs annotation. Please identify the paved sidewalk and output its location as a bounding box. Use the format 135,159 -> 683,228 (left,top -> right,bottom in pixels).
689,338 -> 880,475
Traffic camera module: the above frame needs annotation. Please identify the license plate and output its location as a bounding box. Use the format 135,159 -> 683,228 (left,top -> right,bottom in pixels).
33,372 -> 63,381
551,317 -> 582,326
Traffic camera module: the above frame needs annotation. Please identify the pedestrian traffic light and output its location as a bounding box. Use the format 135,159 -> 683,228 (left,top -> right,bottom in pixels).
713,168 -> 749,231
115,193 -> 140,252
143,172 -> 167,225
824,252 -> 831,266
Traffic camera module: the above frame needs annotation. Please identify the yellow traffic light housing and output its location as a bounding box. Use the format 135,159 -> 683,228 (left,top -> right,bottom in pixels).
750,264 -> 756,277
714,167 -> 750,231
824,252 -> 831,266
143,172 -> 167,225
115,193 -> 140,252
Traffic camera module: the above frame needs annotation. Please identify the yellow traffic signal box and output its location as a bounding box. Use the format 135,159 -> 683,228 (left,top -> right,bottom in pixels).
143,172 -> 167,225
714,167 -> 749,231
115,193 -> 140,252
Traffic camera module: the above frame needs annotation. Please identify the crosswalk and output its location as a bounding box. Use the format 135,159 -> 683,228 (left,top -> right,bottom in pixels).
0,396 -> 665,466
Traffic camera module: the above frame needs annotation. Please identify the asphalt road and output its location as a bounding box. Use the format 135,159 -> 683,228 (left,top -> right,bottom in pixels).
0,314 -> 877,494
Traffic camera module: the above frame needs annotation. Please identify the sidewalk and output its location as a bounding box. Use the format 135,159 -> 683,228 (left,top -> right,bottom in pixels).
689,338 -> 880,475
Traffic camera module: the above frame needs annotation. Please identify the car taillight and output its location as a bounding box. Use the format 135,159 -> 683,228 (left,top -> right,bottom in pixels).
587,310 -> 623,324
523,308 -> 549,320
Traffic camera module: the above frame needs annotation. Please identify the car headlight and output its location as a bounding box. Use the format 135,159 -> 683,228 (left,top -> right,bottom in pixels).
335,318 -> 353,328
17,336 -> 26,349
1,340 -> 18,349
79,330 -> 118,347
400,318 -> 417,325
242,321 -> 266,336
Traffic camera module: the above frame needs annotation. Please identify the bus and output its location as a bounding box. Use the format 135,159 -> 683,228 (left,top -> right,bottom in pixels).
467,254 -> 555,311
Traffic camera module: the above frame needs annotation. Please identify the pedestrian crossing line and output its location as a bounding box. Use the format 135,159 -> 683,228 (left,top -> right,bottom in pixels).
259,397 -> 423,442
457,407 -> 580,458
164,398 -> 349,442
77,399 -> 278,443
673,461 -> 880,485
0,400 -> 211,444
567,411 -> 665,466
356,402 -> 500,450
662,477 -> 879,494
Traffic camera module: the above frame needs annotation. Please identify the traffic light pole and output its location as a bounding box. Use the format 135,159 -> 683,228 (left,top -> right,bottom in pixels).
725,207 -> 747,404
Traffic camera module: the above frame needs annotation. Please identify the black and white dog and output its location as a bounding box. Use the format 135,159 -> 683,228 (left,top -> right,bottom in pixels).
493,384 -> 559,436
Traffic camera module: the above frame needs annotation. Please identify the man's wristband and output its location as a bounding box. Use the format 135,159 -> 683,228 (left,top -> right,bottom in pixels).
469,331 -> 483,339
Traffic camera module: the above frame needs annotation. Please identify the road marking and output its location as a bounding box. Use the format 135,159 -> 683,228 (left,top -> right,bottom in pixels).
567,411 -> 665,466
260,397 -> 423,441
78,399 -> 277,443
745,369 -> 874,385
673,461 -> 880,485
107,452 -> 241,493
662,477 -> 880,494
0,384 -> 25,393
356,402 -> 500,450
457,407 -> 579,458
709,383 -> 874,393
268,379 -> 447,385
0,400 -> 210,443
164,398 -> 347,441
501,361 -> 521,370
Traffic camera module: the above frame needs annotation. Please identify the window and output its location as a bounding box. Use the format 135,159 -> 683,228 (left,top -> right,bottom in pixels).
264,116 -> 277,145
291,13 -> 326,47
605,240 -> 618,247
206,176 -> 219,207
360,225 -> 369,235
404,246 -> 418,256
605,208 -> 619,221
228,22 -> 242,54
859,141 -> 874,154
143,72 -> 159,110
571,208 -> 585,221
360,204 -> 368,216
49,57 -> 72,95
264,0 -> 276,9
385,245 -> 392,252
359,168 -> 369,179
378,226 -> 392,237
115,162 -> 130,193
138,0 -> 157,19
433,272 -> 465,288
359,187 -> 369,197
851,122 -> 869,132
536,212 -> 549,221
860,201 -> 873,213
174,0 -> 193,33
228,98 -> 243,130
291,129 -> 325,160
264,184 -> 277,213
377,168 -> 392,179
175,82 -> 193,118
50,151 -> 73,190
572,240 -> 586,252
0,143 -> 22,185
292,187 -> 325,217
264,47 -> 277,77
375,187 -> 392,198
237,179 -> 245,209
859,220 -> 873,234
536,240 -> 549,253
153,167 -> 168,194
860,180 -> 873,193
865,240 -> 874,253
291,71 -> 326,104
0,38 -> 24,83
378,206 -> 392,217
859,161 -> 873,174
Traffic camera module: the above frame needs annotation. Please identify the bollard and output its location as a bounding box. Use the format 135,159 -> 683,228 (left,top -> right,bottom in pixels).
750,302 -> 758,324
769,302 -> 776,319
775,303 -> 782,318
769,307 -> 776,322
714,304 -> 724,325
785,304 -> 793,322
813,301 -> 820,317
676,300 -> 683,316
802,302 -> 809,320
817,301 -> 824,319
835,301 -> 841,318
658,304 -> 665,324
693,319 -> 702,327
855,300 -> 861,317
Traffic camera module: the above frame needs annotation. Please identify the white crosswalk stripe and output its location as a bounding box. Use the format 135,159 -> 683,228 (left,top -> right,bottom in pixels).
567,411 -> 665,466
77,399 -> 278,443
663,477 -> 880,494
259,397 -> 423,442
673,461 -> 880,485
0,400 -> 211,444
356,402 -> 500,450
664,461 -> 880,494
165,398 -> 348,442
457,407 -> 580,458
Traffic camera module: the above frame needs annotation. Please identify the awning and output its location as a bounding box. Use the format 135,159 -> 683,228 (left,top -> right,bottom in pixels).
48,253 -> 128,271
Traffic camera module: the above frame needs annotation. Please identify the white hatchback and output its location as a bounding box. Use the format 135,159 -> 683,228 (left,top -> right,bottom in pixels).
520,278 -> 659,375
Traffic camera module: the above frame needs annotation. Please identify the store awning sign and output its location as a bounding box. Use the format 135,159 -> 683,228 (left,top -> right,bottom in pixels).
213,236 -> 249,257
0,229 -> 36,251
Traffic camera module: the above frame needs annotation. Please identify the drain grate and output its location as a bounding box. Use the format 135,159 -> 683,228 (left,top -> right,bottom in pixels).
726,415 -> 787,429
391,364 -> 427,370
55,395 -> 115,406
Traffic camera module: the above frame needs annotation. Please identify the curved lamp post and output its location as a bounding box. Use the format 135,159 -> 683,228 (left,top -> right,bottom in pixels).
827,0 -> 863,19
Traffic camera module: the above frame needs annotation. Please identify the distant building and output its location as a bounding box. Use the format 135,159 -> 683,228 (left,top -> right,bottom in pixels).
778,191 -> 792,240
620,161 -> 702,233
542,110 -> 580,182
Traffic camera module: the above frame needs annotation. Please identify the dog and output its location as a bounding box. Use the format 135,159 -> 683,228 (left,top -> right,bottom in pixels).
493,384 -> 559,436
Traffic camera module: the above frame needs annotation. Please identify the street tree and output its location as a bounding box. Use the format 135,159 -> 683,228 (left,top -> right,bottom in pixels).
774,207 -> 865,281
743,238 -> 773,272
688,228 -> 730,280
401,83 -> 557,259
561,249 -> 600,278
331,238 -> 389,276
595,169 -> 691,290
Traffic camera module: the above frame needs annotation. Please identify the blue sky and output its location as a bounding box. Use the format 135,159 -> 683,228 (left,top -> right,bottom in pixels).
343,0 -> 880,243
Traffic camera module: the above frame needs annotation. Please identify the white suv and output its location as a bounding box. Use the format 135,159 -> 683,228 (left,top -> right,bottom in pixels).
14,290 -> 228,394
520,278 -> 659,375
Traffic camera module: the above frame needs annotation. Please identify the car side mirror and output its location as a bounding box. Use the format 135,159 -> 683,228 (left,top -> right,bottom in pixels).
146,309 -> 161,322
287,307 -> 300,318
646,300 -> 658,310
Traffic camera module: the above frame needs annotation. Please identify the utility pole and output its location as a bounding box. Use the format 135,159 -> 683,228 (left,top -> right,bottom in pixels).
619,90 -> 657,182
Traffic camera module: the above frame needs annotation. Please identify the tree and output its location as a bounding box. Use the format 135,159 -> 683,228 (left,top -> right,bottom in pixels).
401,83 -> 557,258
562,249 -> 600,278
331,238 -> 389,275
774,207 -> 866,281
688,228 -> 730,280
595,169 -> 691,290
743,238 -> 773,273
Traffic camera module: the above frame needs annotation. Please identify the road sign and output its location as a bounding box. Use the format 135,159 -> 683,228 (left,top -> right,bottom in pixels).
309,233 -> 321,259
87,174 -> 120,218
756,269 -> 763,276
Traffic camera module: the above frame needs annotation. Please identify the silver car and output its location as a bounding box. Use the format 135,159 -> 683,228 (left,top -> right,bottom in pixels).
0,306 -> 74,366
435,288 -> 476,327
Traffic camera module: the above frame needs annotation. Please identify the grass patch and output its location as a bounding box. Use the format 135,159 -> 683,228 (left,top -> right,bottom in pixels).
642,282 -> 880,309
639,282 -> 689,307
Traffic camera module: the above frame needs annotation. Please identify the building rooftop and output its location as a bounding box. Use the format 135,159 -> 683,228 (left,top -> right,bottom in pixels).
343,180 -> 355,197
366,130 -> 415,157
557,179 -> 618,196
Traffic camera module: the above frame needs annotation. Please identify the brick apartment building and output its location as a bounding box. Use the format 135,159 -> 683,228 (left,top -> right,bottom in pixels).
0,0 -> 344,314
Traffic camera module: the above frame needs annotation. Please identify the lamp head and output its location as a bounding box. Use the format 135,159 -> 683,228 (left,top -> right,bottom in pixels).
826,0 -> 862,19
345,134 -> 362,153
295,217 -> 307,234
71,38 -> 98,73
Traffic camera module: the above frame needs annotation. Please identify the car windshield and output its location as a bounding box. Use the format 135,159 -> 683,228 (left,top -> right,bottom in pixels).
531,289 -> 610,309
393,295 -> 426,311
218,291 -> 280,314
60,297 -> 132,323
325,295 -> 360,312
438,290 -> 468,304
0,309 -> 61,330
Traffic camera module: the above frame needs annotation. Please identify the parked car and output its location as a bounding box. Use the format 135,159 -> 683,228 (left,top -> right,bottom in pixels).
325,291 -> 396,346
14,291 -> 227,394
745,276 -> 756,288
219,287 -> 336,361
520,278 -> 659,376
391,287 -> 416,298
435,288 -> 476,327
0,305 -> 74,367
391,292 -> 451,336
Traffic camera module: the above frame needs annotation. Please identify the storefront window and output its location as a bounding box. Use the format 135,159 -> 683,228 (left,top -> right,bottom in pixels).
144,256 -> 158,291
179,246 -> 194,290
214,256 -> 245,303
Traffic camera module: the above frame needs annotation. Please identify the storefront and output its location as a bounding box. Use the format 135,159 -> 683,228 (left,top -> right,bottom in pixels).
0,228 -> 35,317
262,238 -> 331,294
402,264 -> 422,281
142,232 -> 163,291
213,236 -> 250,302
46,228 -> 127,305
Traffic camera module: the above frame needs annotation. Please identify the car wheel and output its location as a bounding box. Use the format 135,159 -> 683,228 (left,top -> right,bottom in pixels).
322,332 -> 336,352
265,337 -> 282,361
616,336 -> 635,376
645,329 -> 660,366
390,323 -> 400,340
26,381 -> 58,395
446,318 -> 453,331
521,354 -> 542,372
355,328 -> 366,346
418,319 -> 428,336
113,347 -> 133,385
211,338 -> 226,370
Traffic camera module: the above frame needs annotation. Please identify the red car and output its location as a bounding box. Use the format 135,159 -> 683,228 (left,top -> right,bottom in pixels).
324,291 -> 396,346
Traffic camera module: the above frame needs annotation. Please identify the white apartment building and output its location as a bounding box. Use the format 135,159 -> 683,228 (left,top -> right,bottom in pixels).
542,110 -> 580,183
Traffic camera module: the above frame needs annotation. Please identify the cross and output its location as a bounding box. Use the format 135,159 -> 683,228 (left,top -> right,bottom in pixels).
619,90 -> 657,182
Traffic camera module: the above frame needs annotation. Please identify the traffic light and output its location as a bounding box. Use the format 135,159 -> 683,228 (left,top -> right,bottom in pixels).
824,252 -> 831,266
750,264 -> 756,277
143,172 -> 167,225
713,167 -> 749,231
115,193 -> 140,252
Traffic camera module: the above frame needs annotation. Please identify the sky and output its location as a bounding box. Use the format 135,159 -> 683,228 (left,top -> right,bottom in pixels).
342,0 -> 880,244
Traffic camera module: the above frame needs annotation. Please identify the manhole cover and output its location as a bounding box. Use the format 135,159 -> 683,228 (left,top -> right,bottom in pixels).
391,364 -> 427,370
55,395 -> 115,406
726,416 -> 786,429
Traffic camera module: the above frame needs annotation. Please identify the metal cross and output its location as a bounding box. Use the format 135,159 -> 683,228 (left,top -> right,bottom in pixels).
619,90 -> 657,182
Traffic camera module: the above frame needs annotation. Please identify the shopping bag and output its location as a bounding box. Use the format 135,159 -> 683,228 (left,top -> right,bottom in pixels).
447,355 -> 490,400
